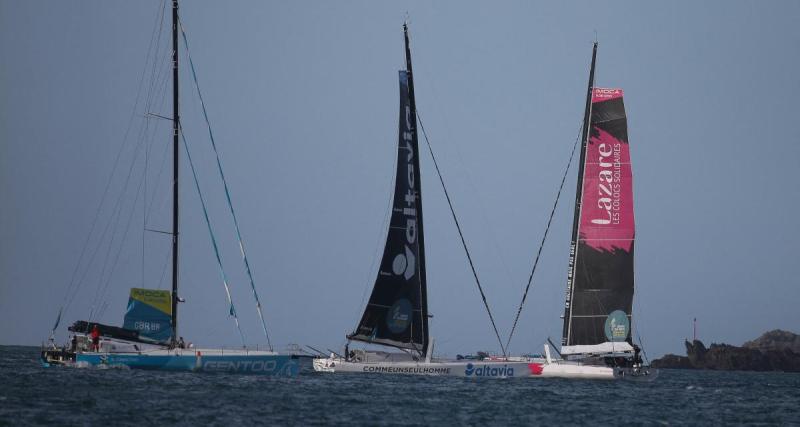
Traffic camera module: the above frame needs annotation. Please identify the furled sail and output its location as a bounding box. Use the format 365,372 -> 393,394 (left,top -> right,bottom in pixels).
122,288 -> 173,343
562,87 -> 635,357
348,70 -> 429,354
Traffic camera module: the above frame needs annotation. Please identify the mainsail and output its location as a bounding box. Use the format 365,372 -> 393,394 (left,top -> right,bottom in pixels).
562,51 -> 636,357
348,67 -> 429,355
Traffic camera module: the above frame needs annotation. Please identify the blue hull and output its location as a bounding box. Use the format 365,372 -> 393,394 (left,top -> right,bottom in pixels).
75,353 -> 310,376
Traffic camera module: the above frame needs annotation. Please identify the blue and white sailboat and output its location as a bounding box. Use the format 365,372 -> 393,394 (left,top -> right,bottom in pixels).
42,0 -> 311,376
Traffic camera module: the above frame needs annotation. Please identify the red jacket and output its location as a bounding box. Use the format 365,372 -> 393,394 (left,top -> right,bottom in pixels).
91,327 -> 100,340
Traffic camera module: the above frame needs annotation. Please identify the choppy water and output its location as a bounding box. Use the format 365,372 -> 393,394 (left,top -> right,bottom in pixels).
2,345 -> 798,425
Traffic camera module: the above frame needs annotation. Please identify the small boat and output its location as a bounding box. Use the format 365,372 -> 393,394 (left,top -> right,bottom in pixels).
42,0 -> 311,376
313,23 -> 534,378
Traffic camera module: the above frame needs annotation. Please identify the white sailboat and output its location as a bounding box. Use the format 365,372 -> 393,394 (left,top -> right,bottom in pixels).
41,0 -> 312,375
313,24 -> 532,378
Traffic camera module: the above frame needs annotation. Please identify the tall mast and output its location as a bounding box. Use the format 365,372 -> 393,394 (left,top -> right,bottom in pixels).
170,0 -> 180,344
562,42 -> 597,346
403,23 -> 429,355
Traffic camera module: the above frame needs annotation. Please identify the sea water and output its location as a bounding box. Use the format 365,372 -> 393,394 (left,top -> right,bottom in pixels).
1,345 -> 798,425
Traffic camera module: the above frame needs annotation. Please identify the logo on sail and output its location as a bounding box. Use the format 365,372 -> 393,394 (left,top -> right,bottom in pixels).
589,140 -> 622,226
386,298 -> 412,333
604,310 -> 630,342
392,246 -> 416,280
592,87 -> 623,100
395,79 -> 418,282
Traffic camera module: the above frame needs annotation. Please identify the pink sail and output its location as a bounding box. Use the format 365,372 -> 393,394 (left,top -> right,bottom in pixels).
579,89 -> 634,252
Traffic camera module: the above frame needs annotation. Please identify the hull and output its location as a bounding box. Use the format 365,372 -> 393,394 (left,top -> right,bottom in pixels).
314,357 -> 529,378
535,361 -> 618,379
45,348 -> 313,376
313,356 -> 617,379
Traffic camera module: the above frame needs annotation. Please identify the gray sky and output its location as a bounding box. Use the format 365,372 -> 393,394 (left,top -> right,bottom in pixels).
1,1 -> 798,358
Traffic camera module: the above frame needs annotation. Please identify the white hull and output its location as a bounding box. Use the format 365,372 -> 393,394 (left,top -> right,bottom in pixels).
313,356 -> 618,379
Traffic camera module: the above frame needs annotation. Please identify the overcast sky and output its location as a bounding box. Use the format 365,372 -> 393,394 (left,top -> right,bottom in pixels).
2,1 -> 798,358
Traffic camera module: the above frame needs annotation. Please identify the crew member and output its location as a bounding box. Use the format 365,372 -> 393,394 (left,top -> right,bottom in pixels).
90,325 -> 100,352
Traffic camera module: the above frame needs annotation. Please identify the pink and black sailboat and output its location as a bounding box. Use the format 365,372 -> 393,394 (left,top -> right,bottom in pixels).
553,43 -> 653,377
508,42 -> 654,379
561,44 -> 642,364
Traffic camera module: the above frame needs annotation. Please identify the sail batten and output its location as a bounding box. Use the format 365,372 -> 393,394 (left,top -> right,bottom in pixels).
349,69 -> 428,354
562,84 -> 636,357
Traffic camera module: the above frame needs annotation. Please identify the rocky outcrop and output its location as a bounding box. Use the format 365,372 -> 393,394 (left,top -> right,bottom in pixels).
651,330 -> 800,372
742,329 -> 800,353
649,353 -> 692,369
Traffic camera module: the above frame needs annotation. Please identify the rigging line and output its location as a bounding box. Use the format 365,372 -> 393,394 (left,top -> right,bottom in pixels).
139,69 -> 170,290
81,127 -> 149,321
49,0 -> 167,339
144,72 -> 175,225
91,161 -> 148,320
180,22 -> 272,350
142,1 -> 168,116
422,77 -> 517,309
86,124 -> 151,320
92,167 -> 148,321
416,112 -> 507,357
143,67 -> 173,224
137,2 -> 168,183
180,128 -> 247,348
139,66 -> 169,283
505,122 -> 583,352
86,2 -> 169,323
632,287 -> 649,364
157,245 -> 171,290
636,331 -> 650,365
141,0 -> 167,293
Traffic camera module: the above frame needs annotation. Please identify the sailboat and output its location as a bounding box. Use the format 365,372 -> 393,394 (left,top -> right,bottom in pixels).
312,24 -> 535,378
41,0 -> 312,376
509,42 -> 654,379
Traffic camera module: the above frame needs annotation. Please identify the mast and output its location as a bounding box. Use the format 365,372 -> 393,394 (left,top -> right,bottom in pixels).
562,42 -> 597,346
170,0 -> 180,344
403,23 -> 429,355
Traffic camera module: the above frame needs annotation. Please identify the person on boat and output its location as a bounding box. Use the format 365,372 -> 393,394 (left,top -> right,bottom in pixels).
90,325 -> 100,352
633,344 -> 643,366
178,337 -> 186,349
70,334 -> 78,352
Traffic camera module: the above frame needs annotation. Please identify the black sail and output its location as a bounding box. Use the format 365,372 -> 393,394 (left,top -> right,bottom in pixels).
561,44 -> 636,357
348,70 -> 428,354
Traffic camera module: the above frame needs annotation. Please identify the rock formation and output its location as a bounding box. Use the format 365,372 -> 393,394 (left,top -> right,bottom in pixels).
651,330 -> 800,372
